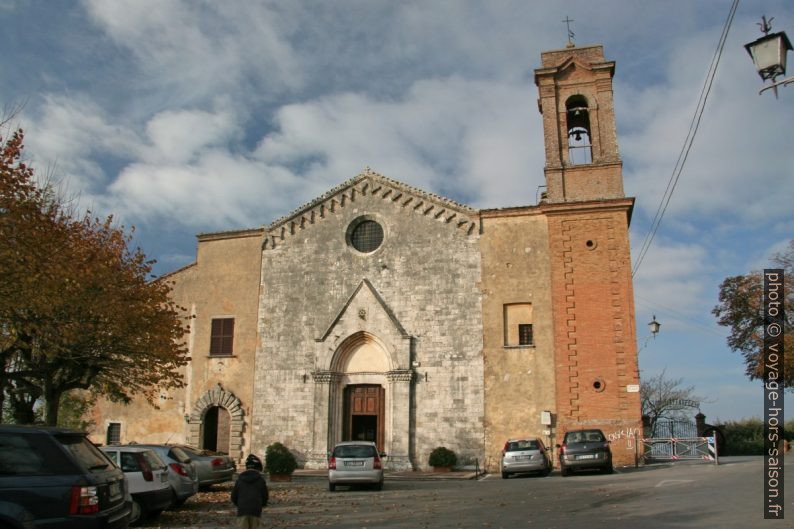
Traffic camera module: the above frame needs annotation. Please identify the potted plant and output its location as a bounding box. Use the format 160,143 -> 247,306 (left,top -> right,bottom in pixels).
265,442 -> 298,481
428,446 -> 457,472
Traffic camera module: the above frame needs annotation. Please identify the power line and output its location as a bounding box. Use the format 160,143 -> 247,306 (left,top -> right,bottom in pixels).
632,0 -> 740,277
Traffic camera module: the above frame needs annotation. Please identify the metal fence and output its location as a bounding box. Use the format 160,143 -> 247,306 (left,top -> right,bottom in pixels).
641,419 -> 717,464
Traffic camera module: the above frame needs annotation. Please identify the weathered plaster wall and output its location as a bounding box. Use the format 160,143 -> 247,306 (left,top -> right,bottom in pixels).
479,208 -> 557,471
89,229 -> 263,463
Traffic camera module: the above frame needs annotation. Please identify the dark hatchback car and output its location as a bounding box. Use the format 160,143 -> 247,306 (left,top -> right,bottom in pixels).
0,424 -> 130,529
557,428 -> 613,476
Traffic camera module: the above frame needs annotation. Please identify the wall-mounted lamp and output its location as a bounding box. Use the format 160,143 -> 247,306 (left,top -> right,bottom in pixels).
745,16 -> 794,96
648,315 -> 661,337
638,315 -> 661,354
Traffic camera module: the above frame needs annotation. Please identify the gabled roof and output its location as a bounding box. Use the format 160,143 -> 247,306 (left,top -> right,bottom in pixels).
316,278 -> 409,342
263,167 -> 480,250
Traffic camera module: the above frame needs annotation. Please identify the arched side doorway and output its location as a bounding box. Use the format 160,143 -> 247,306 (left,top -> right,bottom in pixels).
201,405 -> 231,453
187,384 -> 244,463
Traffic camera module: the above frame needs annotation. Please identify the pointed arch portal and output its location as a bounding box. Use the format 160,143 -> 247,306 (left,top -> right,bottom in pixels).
308,331 -> 414,469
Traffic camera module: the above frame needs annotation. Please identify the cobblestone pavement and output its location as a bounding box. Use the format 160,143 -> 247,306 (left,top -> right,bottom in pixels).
138,479 -> 458,529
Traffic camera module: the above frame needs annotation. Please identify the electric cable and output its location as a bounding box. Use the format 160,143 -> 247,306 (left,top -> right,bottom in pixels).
632,0 -> 740,277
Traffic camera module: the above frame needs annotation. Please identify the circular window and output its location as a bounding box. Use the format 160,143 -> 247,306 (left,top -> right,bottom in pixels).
348,218 -> 384,253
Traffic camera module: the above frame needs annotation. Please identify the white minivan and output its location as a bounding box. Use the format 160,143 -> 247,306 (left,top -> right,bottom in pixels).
101,446 -> 172,525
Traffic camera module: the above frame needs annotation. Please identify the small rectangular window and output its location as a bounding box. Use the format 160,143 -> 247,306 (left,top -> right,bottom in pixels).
518,324 -> 534,346
504,303 -> 534,347
106,422 -> 121,445
210,318 -> 235,356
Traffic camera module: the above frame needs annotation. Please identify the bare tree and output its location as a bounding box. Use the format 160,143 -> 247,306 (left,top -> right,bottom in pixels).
641,369 -> 701,437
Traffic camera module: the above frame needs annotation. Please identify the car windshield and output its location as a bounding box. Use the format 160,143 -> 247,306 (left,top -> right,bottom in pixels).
333,445 -> 376,458
507,440 -> 540,451
56,434 -> 110,472
565,430 -> 605,443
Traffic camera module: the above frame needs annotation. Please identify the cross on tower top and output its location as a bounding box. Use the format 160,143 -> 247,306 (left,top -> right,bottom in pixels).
563,16 -> 575,47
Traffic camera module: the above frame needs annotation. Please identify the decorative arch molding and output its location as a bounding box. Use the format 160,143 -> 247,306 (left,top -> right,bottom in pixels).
187,383 -> 245,463
328,330 -> 395,373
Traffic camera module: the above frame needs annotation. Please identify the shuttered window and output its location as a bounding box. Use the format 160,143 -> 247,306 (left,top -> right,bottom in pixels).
210,318 -> 235,356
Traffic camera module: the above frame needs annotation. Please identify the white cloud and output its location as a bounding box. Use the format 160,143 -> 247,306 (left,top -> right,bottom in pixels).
144,105 -> 241,165
82,0 -> 303,105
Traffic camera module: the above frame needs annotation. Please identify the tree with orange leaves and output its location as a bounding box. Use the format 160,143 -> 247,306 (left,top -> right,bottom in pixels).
713,242 -> 793,388
1,128 -> 189,425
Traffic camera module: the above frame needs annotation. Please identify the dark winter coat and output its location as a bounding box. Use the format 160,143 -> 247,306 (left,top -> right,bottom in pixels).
231,469 -> 269,517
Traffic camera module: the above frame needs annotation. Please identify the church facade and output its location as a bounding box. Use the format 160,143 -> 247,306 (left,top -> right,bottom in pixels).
90,43 -> 643,471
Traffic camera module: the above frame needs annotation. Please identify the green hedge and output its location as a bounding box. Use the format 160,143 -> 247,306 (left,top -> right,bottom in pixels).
719,418 -> 794,456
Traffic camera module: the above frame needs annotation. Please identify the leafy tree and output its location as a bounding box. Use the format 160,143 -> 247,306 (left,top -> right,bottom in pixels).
640,369 -> 701,437
1,129 -> 189,425
712,241 -> 794,387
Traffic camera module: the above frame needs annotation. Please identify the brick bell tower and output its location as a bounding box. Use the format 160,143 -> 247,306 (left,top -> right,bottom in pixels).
535,44 -> 642,466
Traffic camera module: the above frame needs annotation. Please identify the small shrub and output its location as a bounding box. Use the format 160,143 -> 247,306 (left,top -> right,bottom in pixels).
265,442 -> 298,475
428,446 -> 457,468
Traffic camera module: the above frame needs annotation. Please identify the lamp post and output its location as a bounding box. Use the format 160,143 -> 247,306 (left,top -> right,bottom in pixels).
744,15 -> 794,97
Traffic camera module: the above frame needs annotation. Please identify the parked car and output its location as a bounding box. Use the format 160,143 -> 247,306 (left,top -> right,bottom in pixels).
328,441 -> 385,491
133,444 -> 198,506
171,445 -> 235,489
557,428 -> 613,476
100,446 -> 172,525
500,437 -> 552,478
0,424 -> 130,529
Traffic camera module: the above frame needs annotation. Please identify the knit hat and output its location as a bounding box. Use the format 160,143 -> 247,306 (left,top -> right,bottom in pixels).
245,453 -> 263,471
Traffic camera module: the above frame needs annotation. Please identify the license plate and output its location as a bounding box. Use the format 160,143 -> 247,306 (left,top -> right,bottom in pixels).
514,455 -> 532,461
344,460 -> 364,466
576,454 -> 596,460
161,473 -> 168,482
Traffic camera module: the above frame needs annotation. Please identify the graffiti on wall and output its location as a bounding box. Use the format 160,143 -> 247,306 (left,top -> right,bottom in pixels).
606,427 -> 641,449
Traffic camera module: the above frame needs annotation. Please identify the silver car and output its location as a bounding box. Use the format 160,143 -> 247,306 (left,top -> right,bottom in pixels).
328,441 -> 385,491
500,437 -> 552,479
135,444 -> 199,506
172,445 -> 235,489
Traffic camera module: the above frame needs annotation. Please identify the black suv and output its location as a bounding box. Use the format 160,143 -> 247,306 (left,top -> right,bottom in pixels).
0,424 -> 130,528
557,428 -> 613,476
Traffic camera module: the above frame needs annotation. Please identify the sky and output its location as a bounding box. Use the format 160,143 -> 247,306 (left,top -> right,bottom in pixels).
1,0 -> 792,423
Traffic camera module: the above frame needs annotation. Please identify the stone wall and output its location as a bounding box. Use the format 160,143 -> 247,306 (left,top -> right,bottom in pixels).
253,173 -> 485,470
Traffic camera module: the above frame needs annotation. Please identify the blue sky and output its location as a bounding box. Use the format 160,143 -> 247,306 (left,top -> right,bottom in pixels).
1,0 -> 792,422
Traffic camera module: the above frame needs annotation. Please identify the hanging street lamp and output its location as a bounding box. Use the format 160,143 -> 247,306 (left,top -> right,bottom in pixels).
744,15 -> 793,97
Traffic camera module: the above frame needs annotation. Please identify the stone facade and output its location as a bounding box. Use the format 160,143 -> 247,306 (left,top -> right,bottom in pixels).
89,42 -> 641,470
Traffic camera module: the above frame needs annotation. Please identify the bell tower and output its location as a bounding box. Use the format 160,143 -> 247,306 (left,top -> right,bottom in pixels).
534,44 -> 623,202
536,44 -> 641,466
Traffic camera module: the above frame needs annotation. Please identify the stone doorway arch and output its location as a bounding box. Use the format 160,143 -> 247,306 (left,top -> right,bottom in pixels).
187,384 -> 244,463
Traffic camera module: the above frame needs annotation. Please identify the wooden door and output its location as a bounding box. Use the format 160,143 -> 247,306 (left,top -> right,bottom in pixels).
343,385 -> 385,451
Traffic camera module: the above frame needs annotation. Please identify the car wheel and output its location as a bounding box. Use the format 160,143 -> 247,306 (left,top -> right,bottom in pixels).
329,482 -> 336,492
148,509 -> 164,519
374,481 -> 383,491
560,465 -> 571,477
501,471 -> 509,479
604,462 -> 614,474
541,466 -> 551,477
129,498 -> 143,525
